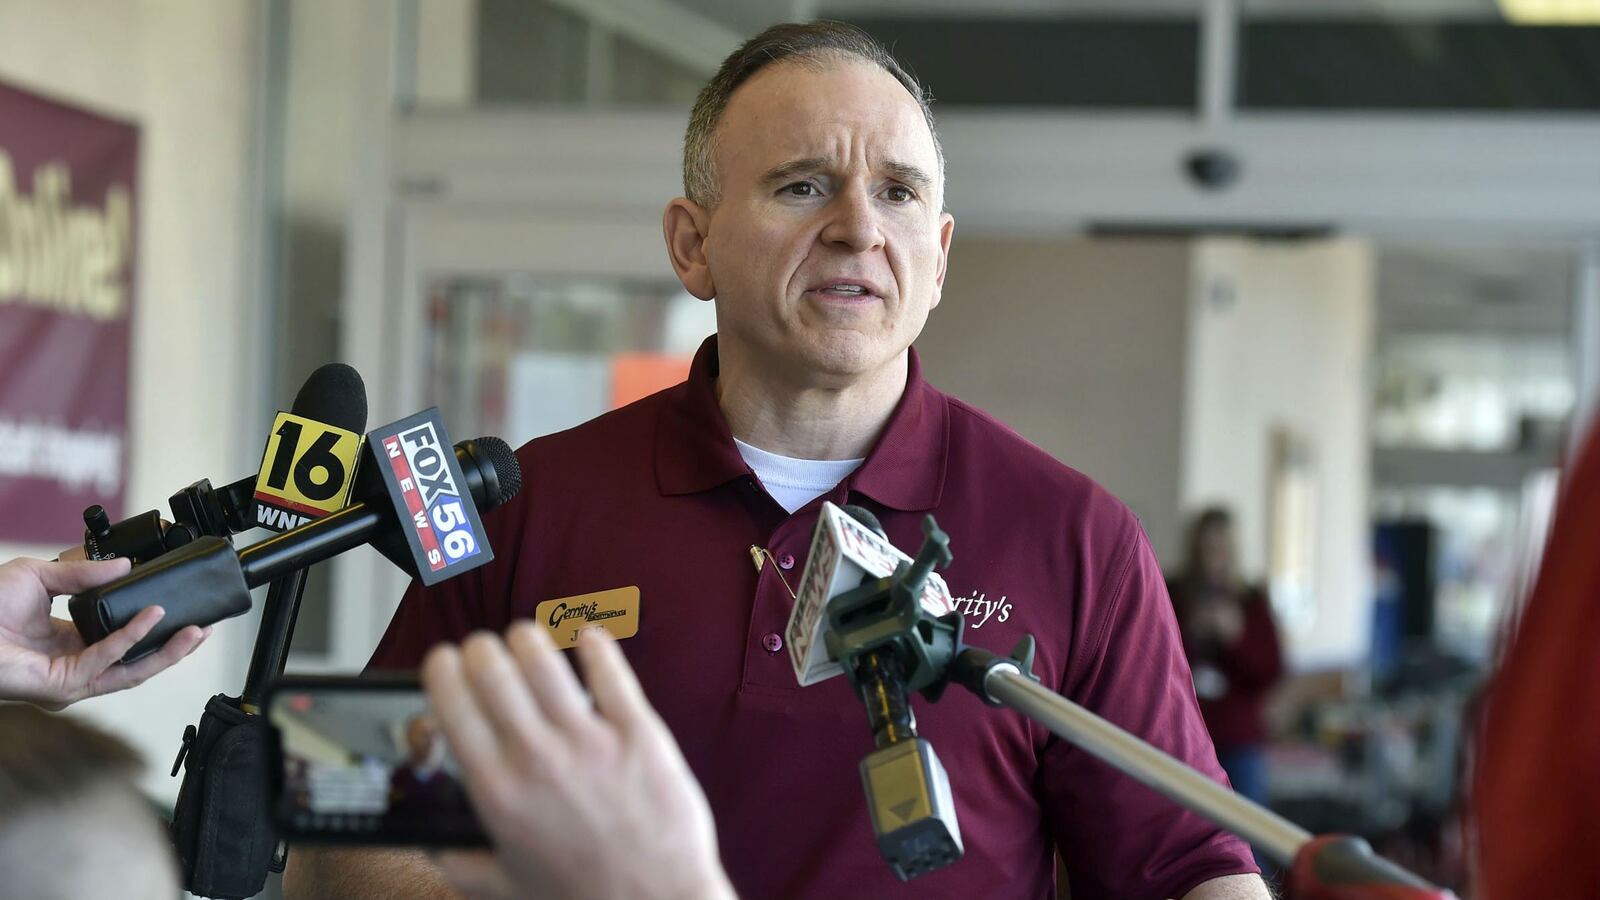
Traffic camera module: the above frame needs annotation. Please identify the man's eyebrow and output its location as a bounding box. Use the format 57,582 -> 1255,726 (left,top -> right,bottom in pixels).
882,160 -> 936,195
757,157 -> 938,195
759,157 -> 831,187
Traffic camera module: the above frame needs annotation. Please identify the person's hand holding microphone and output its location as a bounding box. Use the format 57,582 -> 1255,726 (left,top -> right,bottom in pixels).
0,556 -> 209,710
422,623 -> 736,900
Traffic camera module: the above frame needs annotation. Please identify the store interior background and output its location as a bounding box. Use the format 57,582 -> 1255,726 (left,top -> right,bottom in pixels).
1,0 -> 1597,896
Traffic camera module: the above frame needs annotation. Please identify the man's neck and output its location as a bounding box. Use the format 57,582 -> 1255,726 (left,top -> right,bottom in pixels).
715,345 -> 908,460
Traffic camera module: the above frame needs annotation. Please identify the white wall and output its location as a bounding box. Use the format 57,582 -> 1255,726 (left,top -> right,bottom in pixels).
0,0 -> 264,802
1182,237 -> 1375,670
917,237 -> 1192,565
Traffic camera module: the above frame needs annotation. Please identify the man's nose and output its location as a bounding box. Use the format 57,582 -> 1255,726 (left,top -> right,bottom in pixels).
819,188 -> 885,253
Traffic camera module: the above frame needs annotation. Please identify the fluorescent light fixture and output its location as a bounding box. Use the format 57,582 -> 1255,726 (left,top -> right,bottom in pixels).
1499,0 -> 1600,23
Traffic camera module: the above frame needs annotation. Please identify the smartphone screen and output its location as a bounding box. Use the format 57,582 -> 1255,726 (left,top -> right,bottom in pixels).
267,675 -> 486,845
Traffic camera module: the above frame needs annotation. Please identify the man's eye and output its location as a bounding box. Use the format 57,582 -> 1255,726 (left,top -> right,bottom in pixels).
783,182 -> 817,197
885,185 -> 914,203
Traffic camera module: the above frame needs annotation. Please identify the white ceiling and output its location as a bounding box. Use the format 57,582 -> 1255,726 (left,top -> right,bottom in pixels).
656,0 -> 1511,36
1378,242 -> 1574,336
812,0 -> 1506,19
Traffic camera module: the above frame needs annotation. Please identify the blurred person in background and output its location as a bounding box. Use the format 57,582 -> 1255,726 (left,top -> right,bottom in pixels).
0,555 -> 210,709
0,704 -> 180,899
1170,507 -> 1285,808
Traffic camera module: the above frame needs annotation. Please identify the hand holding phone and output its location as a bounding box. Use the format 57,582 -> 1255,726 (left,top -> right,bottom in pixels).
268,624 -> 735,900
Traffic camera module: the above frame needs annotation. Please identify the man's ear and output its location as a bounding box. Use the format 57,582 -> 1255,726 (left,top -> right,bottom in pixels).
663,198 -> 716,300
930,211 -> 955,310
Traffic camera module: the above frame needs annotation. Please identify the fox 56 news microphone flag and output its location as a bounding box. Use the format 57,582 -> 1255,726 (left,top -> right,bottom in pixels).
362,408 -> 495,585
806,503 -> 1456,900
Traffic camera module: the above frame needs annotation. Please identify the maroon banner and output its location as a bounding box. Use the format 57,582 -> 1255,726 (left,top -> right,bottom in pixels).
0,81 -> 138,545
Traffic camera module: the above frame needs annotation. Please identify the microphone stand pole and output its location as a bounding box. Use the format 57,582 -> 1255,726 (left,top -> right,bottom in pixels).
239,567 -> 309,713
169,562 -> 311,898
948,646 -> 1446,897
827,515 -> 1456,900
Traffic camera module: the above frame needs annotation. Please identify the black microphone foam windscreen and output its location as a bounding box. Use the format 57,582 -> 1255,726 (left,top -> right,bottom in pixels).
291,363 -> 368,433
842,504 -> 887,539
473,436 -> 522,505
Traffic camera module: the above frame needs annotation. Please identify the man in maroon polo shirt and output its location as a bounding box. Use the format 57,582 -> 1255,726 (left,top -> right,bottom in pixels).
286,21 -> 1265,900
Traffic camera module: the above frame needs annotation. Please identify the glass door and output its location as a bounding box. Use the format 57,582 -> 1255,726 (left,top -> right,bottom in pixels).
308,208 -> 712,669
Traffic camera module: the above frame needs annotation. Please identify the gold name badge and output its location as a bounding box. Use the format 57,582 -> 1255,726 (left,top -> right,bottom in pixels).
534,586 -> 641,647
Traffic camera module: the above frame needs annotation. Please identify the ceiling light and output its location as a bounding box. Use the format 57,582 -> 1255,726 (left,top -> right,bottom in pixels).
1499,0 -> 1600,24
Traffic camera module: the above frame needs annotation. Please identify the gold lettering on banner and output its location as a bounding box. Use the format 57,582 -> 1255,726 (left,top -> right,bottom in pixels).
0,150 -> 132,322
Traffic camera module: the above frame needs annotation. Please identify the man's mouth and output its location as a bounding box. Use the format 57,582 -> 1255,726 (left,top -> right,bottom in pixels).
807,281 -> 882,301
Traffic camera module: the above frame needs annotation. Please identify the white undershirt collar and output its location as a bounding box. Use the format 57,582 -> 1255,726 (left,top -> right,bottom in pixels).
733,437 -> 865,514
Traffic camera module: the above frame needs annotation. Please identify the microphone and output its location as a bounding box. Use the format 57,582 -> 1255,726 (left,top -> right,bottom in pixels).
239,364 -> 369,710
69,412 -> 520,662
814,519 -> 1457,897
250,363 -> 368,531
79,364 -> 368,561
842,504 -> 886,538
238,434 -> 519,587
784,501 -> 956,686
813,510 -> 964,880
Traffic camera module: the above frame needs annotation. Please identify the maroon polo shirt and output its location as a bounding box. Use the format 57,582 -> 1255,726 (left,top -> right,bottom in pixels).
370,335 -> 1257,899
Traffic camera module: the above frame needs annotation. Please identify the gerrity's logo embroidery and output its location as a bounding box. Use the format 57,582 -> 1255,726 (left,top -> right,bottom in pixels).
951,591 -> 1012,628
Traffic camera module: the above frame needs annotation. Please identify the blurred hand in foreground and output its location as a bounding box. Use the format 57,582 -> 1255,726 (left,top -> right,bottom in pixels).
423,623 -> 736,900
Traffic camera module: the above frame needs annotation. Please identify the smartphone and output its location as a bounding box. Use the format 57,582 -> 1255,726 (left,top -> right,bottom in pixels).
266,674 -> 487,846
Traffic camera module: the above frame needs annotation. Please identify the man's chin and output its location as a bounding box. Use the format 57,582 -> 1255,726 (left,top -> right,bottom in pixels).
795,333 -> 907,382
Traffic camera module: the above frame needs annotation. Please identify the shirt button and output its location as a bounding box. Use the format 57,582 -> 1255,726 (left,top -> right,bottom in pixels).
762,632 -> 783,653
778,553 -> 796,570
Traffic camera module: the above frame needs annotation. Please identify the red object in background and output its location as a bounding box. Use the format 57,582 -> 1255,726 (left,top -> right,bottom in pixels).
609,353 -> 692,409
1474,427 -> 1600,900
0,80 -> 138,545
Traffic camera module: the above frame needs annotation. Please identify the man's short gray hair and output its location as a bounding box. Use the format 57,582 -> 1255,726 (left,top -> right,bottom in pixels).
682,20 -> 944,209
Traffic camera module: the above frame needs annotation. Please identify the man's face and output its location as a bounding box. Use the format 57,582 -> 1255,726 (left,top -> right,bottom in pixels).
693,59 -> 954,384
1198,525 -> 1236,587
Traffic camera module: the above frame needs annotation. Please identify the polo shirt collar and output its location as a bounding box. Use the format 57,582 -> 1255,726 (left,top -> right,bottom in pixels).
655,334 -> 947,511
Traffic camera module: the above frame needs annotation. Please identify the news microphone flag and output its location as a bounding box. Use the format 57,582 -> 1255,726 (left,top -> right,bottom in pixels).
364,408 -> 493,586
252,363 -> 369,532
785,501 -> 956,686
252,411 -> 365,531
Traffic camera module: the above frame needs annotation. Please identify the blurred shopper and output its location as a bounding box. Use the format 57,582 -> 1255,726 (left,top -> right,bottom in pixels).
0,555 -> 209,709
1170,508 -> 1285,806
1474,426 -> 1600,899
0,705 -> 180,899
